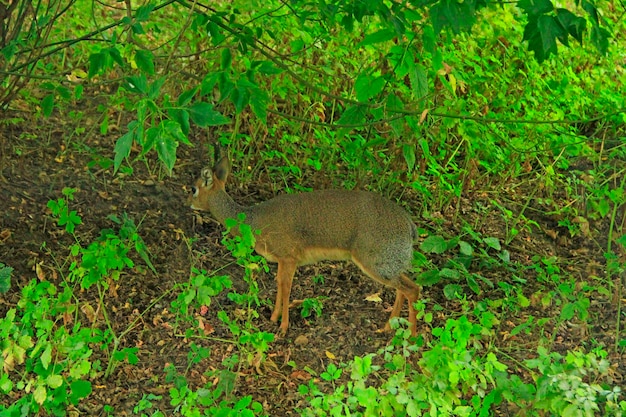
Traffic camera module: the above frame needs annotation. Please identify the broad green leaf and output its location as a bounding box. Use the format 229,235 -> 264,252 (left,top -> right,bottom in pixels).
106,46 -> 124,68
409,64 -> 428,99
336,105 -> 366,127
590,24 -> 610,55
169,108 -> 190,135
178,87 -> 198,106
250,89 -> 268,123
70,380 -> 92,405
41,344 -> 52,369
162,119 -> 190,146
88,52 -> 104,78
255,60 -> 283,75
0,263 -> 12,293
141,126 -> 159,154
556,8 -> 586,43
46,374 -> 63,389
200,71 -> 222,96
230,86 -> 250,114
458,240 -> 473,256
431,0 -> 476,34
402,144 -> 415,172
188,102 -> 230,126
206,20 -> 226,46
135,49 -> 154,75
41,94 -> 54,117
519,0 -> 553,16
155,127 -> 178,174
131,22 -> 145,35
439,268 -> 460,279
221,48 -> 232,70
147,76 -> 166,100
34,384 -> 47,405
113,129 -> 134,174
135,3 -> 155,21
524,15 -> 562,61
126,74 -> 148,94
466,275 -> 481,294
443,284 -> 463,299
483,237 -> 501,250
420,235 -> 448,254
358,29 -> 396,46
355,75 -> 385,102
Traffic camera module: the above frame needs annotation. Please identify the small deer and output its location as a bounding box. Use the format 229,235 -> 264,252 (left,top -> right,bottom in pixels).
190,157 -> 421,336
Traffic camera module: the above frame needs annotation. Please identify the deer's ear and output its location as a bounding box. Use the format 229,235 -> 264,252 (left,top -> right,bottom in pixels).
213,157 -> 231,182
200,168 -> 213,187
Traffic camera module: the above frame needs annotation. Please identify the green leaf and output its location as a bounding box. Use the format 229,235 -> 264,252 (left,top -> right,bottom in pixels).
409,64 -> 428,99
135,49 -> 155,75
358,29 -> 396,46
523,15 -> 563,61
420,235 -> 448,254
466,274 -> 481,294
430,0 -> 477,34
458,240 -> 473,256
126,75 -> 148,94
0,263 -> 12,293
336,105 -> 367,127
250,89 -> 268,123
177,87 -> 198,106
135,3 -> 155,21
187,102 -> 230,126
439,268 -> 460,279
88,52 -> 104,78
231,86 -> 250,114
147,77 -> 166,100
34,384 -> 47,405
355,75 -> 386,102
41,94 -> 54,117
590,24 -> 610,55
483,237 -> 501,250
46,375 -> 63,389
114,128 -> 135,174
70,380 -> 92,405
106,46 -> 125,68
402,144 -> 415,172
142,126 -> 159,153
162,119 -> 191,146
255,60 -> 283,75
556,8 -> 586,43
443,284 -> 463,299
221,48 -> 232,70
519,0 -> 553,16
41,344 -> 52,369
169,108 -> 190,135
155,128 -> 178,174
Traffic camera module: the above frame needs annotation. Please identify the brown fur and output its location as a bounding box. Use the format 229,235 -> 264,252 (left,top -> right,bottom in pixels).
190,157 -> 421,336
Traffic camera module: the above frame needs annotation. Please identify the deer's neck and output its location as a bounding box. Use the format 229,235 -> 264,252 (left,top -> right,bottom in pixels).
209,190 -> 248,226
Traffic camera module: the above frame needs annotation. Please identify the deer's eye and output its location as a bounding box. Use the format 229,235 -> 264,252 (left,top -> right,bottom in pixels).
191,186 -> 198,197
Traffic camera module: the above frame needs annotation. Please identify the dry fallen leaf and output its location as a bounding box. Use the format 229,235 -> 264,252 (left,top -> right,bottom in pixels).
365,292 -> 382,303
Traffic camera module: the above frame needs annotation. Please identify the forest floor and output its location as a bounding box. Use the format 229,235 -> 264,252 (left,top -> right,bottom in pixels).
1,102 -> 624,415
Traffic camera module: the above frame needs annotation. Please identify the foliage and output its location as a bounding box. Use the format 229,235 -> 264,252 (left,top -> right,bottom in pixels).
1,0 -> 626,414
0,263 -> 12,294
299,319 -> 626,416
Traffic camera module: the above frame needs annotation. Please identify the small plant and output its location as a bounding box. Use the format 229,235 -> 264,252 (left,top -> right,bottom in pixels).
301,297 -> 326,320
0,280 -> 99,415
47,187 -> 82,234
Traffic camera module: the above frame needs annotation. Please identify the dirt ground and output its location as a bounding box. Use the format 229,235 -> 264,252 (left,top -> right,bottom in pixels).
1,104 -> 624,415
